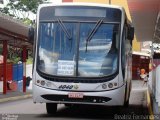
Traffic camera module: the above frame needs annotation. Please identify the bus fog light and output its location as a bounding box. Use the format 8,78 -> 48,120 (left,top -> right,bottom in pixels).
114,83 -> 118,86
102,83 -> 107,89
41,80 -> 45,86
108,83 -> 113,88
37,80 -> 40,84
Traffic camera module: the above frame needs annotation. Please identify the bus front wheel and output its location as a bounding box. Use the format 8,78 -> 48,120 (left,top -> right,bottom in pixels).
123,82 -> 131,107
46,103 -> 57,115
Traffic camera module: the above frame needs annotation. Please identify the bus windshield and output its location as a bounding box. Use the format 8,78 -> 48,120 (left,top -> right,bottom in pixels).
37,21 -> 119,77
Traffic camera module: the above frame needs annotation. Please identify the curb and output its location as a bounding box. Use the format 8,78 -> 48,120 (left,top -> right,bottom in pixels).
146,89 -> 154,120
0,94 -> 32,103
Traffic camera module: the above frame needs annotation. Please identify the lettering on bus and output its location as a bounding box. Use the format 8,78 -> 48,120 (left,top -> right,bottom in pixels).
58,84 -> 79,90
58,85 -> 73,90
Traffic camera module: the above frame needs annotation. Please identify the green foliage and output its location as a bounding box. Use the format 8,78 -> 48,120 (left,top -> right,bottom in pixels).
7,57 -> 21,64
7,47 -> 21,64
6,0 -> 46,14
20,0 -> 45,14
0,7 -> 14,17
0,0 -> 47,25
0,47 -> 2,54
26,57 -> 33,65
22,18 -> 32,25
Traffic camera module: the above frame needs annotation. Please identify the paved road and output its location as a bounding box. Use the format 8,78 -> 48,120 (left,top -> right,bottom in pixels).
0,81 -> 150,120
0,98 -> 149,120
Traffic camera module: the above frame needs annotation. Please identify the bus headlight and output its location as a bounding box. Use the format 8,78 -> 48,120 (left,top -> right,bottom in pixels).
36,80 -> 55,89
114,82 -> 118,86
36,80 -> 40,84
102,83 -> 107,89
108,83 -> 113,88
40,80 -> 45,86
101,82 -> 118,90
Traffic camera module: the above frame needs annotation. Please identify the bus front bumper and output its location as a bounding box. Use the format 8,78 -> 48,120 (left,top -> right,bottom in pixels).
33,84 -> 125,106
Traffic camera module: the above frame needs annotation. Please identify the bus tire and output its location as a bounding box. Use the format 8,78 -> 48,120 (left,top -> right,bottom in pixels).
46,103 -> 57,115
123,83 -> 130,107
64,103 -> 73,107
124,99 -> 129,107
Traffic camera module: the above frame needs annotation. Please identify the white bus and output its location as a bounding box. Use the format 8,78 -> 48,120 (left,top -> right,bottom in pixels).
29,3 -> 134,114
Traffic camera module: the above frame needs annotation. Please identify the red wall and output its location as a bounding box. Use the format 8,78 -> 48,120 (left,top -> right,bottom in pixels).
0,63 -> 13,81
132,54 -> 150,80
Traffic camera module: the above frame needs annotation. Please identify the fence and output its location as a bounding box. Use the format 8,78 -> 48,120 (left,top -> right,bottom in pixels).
0,63 -> 23,91
12,63 -> 23,81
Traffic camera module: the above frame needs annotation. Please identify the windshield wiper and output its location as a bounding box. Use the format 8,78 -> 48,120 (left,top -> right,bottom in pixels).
85,19 -> 103,52
57,18 -> 72,40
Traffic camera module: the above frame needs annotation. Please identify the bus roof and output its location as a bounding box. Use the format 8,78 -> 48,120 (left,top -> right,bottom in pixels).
38,2 -> 125,13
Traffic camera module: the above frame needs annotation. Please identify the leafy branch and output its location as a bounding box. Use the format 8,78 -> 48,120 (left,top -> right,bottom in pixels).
0,0 -> 47,25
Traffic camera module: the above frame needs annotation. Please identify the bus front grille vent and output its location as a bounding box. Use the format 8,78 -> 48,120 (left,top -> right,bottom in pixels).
41,94 -> 111,103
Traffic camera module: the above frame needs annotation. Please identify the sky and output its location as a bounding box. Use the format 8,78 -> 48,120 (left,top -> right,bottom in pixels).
51,0 -> 62,3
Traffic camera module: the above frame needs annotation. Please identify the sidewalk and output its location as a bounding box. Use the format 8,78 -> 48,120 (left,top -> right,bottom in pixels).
132,79 -> 148,89
130,80 -> 148,106
0,89 -> 32,103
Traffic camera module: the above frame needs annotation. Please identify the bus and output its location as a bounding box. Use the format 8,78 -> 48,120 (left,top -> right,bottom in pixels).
29,3 -> 134,114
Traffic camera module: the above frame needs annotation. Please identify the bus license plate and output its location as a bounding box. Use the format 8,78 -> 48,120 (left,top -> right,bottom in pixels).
68,92 -> 84,98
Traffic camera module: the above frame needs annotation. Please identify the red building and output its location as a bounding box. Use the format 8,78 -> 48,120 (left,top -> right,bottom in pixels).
132,52 -> 150,80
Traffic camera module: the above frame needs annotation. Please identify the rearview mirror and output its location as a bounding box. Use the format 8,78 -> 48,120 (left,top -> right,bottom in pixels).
127,27 -> 134,40
28,26 -> 34,44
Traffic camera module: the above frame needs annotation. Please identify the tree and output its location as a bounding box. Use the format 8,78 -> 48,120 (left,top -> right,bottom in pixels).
0,0 -> 47,25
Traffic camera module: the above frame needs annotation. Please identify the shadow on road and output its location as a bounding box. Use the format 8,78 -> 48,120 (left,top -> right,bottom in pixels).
36,104 -> 149,120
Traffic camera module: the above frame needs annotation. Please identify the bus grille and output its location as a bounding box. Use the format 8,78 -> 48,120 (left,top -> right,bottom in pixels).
41,94 -> 111,103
